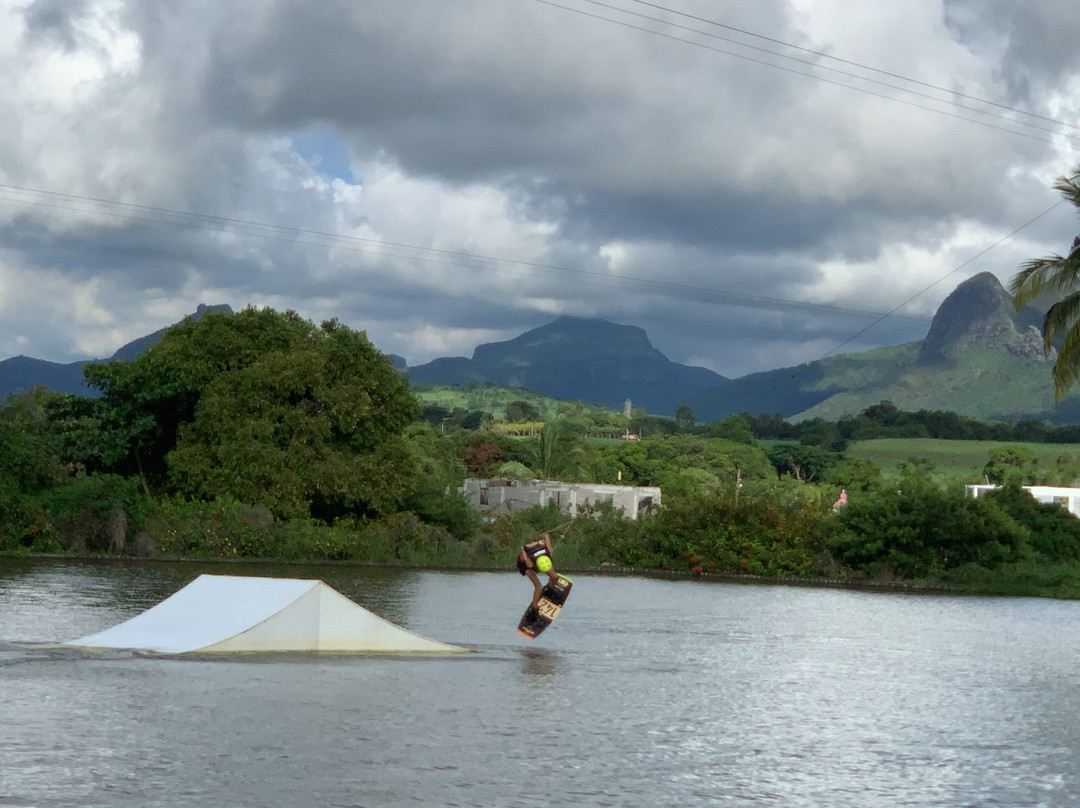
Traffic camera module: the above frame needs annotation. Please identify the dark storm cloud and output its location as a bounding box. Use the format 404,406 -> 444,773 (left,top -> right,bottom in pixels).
944,0 -> 1080,105
2,0 -> 1078,376
177,0 -> 1056,263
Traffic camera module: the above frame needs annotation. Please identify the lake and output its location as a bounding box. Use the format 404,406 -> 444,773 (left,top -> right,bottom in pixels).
2,558 -> 1079,807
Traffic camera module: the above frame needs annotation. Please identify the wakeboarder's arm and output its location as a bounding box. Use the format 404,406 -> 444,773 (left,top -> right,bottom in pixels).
525,569 -> 544,607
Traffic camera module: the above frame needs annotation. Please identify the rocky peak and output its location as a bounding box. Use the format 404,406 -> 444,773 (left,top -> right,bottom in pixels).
918,272 -> 1023,363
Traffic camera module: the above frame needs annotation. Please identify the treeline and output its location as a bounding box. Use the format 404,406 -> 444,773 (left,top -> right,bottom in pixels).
738,400 -> 1080,450
426,394 -> 1080,455
7,306 -> 1080,597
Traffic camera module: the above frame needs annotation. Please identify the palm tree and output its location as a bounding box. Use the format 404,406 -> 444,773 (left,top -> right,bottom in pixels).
534,421 -> 590,481
1010,167 -> 1080,400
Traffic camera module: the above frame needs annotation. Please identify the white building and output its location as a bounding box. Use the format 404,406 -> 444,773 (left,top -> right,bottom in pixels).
965,484 -> 1080,517
461,478 -> 661,520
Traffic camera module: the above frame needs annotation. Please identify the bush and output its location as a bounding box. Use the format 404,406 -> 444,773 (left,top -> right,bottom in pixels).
402,479 -> 481,540
34,475 -> 148,553
945,560 -> 1080,599
147,496 -> 461,565
983,485 -> 1080,562
605,486 -> 834,576
828,479 -> 1025,579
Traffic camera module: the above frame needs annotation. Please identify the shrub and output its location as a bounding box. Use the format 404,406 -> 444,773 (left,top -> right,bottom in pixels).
983,484 -> 1080,562
828,480 -> 1025,578
34,475 -> 148,553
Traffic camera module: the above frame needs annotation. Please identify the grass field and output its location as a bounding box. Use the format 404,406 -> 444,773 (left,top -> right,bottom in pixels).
413,383 -> 613,422
846,438 -> 1080,482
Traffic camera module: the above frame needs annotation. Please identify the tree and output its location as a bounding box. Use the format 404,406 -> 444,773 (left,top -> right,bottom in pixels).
708,414 -> 755,444
766,443 -> 840,482
531,421 -> 589,480
0,390 -> 65,542
460,438 -> 505,475
166,314 -> 420,520
85,307 -> 316,491
675,405 -> 696,433
86,306 -> 419,520
401,425 -> 480,539
505,400 -> 540,422
982,446 -> 1039,486
1011,166 -> 1080,400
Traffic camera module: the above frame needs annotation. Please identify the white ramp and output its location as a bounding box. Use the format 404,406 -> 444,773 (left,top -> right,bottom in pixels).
66,574 -> 468,654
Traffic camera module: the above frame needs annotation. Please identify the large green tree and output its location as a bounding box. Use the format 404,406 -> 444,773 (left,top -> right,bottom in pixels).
85,307 -> 317,489
1011,166 -> 1080,400
88,307 -> 420,519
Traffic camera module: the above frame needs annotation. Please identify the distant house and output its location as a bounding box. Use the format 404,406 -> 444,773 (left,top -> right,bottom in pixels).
461,478 -> 661,520
965,484 -> 1080,517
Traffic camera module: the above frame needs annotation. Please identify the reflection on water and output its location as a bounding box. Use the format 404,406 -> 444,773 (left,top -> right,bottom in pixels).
2,559 -> 1080,807
518,647 -> 561,677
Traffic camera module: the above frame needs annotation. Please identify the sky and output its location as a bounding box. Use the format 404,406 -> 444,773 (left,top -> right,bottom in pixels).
2,0 -> 1079,380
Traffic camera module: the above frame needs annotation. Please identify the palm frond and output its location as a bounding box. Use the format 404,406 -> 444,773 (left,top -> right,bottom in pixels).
1011,255 -> 1078,307
1042,291 -> 1080,350
1012,166 -> 1080,400
1052,170 -> 1080,207
1054,323 -> 1080,400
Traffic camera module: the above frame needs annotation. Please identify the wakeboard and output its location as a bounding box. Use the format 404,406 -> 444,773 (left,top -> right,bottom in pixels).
517,574 -> 573,639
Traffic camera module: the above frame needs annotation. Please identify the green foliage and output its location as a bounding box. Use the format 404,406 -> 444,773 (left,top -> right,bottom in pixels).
505,400 -> 541,422
828,471 -> 1025,579
0,388 -> 67,492
674,405 -> 696,433
1010,166 -> 1080,401
608,486 -> 833,575
946,560 -> 1080,599
845,437 -> 1080,485
982,446 -> 1040,485
510,421 -> 592,481
796,417 -> 848,451
148,496 -> 462,564
29,475 -> 148,553
983,485 -> 1080,561
708,414 -> 755,444
401,425 -> 480,540
412,382 -> 610,424
825,458 -> 883,492
766,443 -> 842,482
85,307 -> 314,487
117,309 -> 421,520
593,435 -> 772,495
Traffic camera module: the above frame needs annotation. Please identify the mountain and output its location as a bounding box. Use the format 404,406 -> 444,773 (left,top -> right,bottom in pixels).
4,274 -> 1074,423
688,272 -> 1070,423
406,316 -> 726,413
0,304 -> 233,399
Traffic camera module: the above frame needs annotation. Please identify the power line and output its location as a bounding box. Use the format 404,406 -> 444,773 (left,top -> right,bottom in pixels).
624,0 -> 1080,133
0,182 -> 930,324
820,201 -> 1064,358
531,0 -> 1077,146
524,0 -> 1075,351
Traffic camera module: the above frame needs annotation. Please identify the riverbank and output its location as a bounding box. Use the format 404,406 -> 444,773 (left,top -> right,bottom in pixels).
0,549 -> 962,596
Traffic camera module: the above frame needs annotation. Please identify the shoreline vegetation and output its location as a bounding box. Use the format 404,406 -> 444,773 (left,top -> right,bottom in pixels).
6,492 -> 1080,600
2,549 -> 961,594
7,308 -> 1080,600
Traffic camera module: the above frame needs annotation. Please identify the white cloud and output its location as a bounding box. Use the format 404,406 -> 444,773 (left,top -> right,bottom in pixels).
2,0 -> 1080,380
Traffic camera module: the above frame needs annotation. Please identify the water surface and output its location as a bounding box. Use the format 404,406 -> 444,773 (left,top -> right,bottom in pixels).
2,559 -> 1078,807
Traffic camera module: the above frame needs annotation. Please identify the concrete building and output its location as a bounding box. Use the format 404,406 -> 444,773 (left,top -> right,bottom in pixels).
462,478 -> 661,520
965,484 -> 1080,517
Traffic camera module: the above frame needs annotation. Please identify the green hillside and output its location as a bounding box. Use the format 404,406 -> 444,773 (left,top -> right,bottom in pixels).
797,350 -> 1065,423
413,382 -> 617,421
688,273 -> 1080,425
